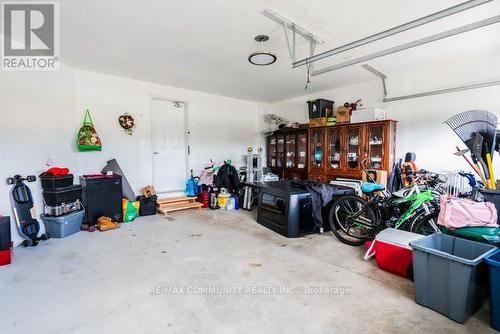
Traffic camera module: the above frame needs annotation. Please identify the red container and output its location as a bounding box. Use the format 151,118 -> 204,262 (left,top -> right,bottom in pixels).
0,242 -> 13,266
197,190 -> 209,208
366,229 -> 424,278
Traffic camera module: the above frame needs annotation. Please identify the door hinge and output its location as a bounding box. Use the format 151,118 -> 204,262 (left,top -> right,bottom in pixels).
188,145 -> 191,155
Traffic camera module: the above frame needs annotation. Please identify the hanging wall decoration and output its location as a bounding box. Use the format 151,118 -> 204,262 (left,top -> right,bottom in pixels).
118,113 -> 135,135
77,109 -> 102,151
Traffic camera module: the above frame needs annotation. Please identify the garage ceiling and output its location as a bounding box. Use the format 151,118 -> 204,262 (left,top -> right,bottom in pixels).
59,0 -> 500,102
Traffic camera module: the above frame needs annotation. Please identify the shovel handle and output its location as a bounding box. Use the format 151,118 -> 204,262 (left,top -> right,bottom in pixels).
486,153 -> 496,189
455,147 -> 480,176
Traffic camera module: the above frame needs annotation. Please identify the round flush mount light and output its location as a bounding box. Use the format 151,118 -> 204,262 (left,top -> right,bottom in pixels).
254,34 -> 270,42
248,52 -> 277,66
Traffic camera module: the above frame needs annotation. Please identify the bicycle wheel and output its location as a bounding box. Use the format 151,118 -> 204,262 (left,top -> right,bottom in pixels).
328,195 -> 377,246
410,211 -> 440,236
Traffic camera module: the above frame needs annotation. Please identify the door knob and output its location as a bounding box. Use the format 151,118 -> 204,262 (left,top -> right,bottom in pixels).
153,152 -> 159,155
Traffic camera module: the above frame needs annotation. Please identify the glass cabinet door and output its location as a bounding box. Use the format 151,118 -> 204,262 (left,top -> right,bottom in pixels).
268,136 -> 277,167
346,126 -> 361,170
368,125 -> 384,170
297,133 -> 307,169
328,128 -> 342,170
311,130 -> 324,169
285,135 -> 296,168
276,135 -> 285,168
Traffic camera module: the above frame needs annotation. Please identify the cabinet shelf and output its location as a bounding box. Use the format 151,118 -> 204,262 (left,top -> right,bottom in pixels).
308,120 -> 397,181
267,125 -> 309,180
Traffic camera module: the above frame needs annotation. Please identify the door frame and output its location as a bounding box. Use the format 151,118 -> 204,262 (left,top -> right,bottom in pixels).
150,96 -> 190,194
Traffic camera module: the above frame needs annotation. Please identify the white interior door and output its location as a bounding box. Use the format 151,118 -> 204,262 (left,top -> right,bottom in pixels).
151,99 -> 188,193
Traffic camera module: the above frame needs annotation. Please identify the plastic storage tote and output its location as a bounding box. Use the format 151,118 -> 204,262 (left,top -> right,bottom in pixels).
365,228 -> 424,278
40,174 -> 74,190
41,210 -> 84,238
410,234 -> 497,323
43,185 -> 82,206
307,99 -> 334,119
485,249 -> 500,331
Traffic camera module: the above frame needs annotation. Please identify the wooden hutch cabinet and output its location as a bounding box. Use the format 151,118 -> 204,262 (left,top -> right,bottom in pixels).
267,125 -> 308,180
308,120 -> 397,182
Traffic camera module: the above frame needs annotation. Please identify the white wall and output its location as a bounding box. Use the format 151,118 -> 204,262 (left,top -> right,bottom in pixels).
73,69 -> 259,191
0,66 -> 259,245
261,55 -> 500,176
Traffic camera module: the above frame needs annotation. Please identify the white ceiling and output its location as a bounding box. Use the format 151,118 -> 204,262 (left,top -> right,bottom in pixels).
59,0 -> 500,102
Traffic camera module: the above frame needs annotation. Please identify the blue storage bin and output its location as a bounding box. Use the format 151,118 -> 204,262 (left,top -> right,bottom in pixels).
41,210 -> 84,238
485,249 -> 500,331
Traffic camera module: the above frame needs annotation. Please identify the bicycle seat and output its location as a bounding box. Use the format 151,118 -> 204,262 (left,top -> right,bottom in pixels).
361,182 -> 385,194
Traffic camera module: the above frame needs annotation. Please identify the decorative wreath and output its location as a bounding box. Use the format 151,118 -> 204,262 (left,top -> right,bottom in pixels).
118,113 -> 135,135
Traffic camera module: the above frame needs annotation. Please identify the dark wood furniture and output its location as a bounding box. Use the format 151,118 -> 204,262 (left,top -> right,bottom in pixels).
308,120 -> 397,182
267,125 -> 308,180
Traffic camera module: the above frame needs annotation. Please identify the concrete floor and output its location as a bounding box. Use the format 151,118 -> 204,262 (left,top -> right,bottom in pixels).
0,209 -> 495,334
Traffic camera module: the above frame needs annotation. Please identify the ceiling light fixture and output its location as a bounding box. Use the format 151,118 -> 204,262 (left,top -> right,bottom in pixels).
254,34 -> 270,42
248,52 -> 277,66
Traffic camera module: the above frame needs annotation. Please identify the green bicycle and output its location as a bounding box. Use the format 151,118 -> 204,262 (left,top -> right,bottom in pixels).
328,167 -> 442,246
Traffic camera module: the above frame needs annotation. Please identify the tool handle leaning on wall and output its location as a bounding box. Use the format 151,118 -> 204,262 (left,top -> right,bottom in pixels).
486,153 -> 497,189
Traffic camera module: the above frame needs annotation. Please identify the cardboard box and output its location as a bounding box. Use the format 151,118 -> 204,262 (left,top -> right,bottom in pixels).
351,108 -> 386,123
309,117 -> 327,128
362,170 -> 388,187
335,106 -> 350,124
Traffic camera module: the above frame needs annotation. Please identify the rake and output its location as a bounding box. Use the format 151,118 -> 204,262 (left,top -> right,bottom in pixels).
445,110 -> 497,154
445,110 -> 498,188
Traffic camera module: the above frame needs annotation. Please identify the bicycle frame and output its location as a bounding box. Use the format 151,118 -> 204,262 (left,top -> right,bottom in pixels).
390,190 -> 434,229
343,158 -> 441,234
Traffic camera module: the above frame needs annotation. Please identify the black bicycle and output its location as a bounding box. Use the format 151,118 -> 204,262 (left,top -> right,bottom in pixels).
328,161 -> 443,246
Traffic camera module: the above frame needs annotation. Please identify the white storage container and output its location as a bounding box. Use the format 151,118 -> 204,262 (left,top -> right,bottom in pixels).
351,107 -> 386,123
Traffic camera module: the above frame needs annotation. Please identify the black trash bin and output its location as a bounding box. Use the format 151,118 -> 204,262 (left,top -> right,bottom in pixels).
480,188 -> 500,224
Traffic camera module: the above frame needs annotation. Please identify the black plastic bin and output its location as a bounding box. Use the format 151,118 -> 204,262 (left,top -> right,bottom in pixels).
480,188 -> 500,224
0,216 -> 11,250
43,185 -> 82,206
307,99 -> 334,119
137,195 -> 157,216
40,174 -> 74,190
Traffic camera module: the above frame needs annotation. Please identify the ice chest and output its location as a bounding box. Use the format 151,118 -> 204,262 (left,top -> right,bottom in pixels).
41,210 -> 84,238
485,249 -> 500,331
410,234 -> 497,323
366,228 -> 424,278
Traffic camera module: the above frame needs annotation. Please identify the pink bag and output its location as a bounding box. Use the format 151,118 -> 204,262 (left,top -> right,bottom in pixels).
438,194 -> 498,229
